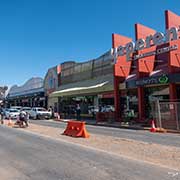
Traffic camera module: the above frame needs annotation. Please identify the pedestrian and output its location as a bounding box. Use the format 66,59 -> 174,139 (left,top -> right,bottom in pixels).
64,106 -> 67,119
48,106 -> 54,118
99,105 -> 102,112
0,107 -> 4,124
76,104 -> 81,121
25,111 -> 29,121
19,110 -> 29,127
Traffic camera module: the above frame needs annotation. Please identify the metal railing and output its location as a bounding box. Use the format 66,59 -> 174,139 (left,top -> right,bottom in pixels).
152,100 -> 180,130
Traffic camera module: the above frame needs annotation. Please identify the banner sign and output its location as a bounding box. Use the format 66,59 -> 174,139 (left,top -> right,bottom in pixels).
113,26 -> 180,62
135,74 -> 169,86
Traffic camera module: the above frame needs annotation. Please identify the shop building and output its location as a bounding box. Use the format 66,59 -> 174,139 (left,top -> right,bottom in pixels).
44,65 -> 61,111
113,10 -> 180,129
49,51 -> 114,118
7,77 -> 46,108
0,86 -> 8,106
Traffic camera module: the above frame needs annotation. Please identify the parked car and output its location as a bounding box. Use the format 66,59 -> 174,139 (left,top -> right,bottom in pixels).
11,106 -> 22,111
29,107 -> 52,120
21,107 -> 32,114
88,106 -> 99,115
5,108 -> 20,119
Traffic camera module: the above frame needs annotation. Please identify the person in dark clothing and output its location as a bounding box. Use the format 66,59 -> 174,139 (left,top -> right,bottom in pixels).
19,110 -> 29,127
63,107 -> 67,119
0,108 -> 4,124
48,106 -> 54,119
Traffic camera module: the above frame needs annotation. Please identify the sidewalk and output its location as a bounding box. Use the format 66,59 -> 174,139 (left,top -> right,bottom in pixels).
54,118 -> 180,133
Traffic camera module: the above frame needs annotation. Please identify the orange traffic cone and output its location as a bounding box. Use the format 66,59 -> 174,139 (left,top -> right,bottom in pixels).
150,120 -> 156,132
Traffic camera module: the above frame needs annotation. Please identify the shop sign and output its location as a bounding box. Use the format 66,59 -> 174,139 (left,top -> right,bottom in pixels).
113,26 -> 180,62
133,44 -> 178,60
102,92 -> 114,98
135,74 -> 169,86
158,75 -> 169,84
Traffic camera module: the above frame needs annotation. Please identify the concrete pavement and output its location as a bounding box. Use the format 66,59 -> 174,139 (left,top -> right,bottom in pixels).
0,125 -> 178,180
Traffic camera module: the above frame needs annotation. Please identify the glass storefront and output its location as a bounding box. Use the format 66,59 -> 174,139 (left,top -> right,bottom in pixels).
58,96 -> 94,118
119,86 -> 169,122
144,86 -> 169,119
120,89 -> 138,121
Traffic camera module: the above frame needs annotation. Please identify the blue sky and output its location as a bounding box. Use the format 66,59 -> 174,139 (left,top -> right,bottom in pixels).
0,0 -> 180,87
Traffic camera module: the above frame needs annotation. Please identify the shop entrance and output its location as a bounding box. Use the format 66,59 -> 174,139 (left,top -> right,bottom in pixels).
144,86 -> 169,120
58,96 -> 95,119
120,89 -> 138,122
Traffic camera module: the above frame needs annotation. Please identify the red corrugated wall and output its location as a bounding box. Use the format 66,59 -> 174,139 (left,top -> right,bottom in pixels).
135,24 -> 156,76
112,34 -> 132,78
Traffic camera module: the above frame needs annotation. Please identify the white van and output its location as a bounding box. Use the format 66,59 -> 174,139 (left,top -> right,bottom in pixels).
29,107 -> 52,120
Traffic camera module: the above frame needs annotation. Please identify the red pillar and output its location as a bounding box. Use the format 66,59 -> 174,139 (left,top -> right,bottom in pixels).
169,83 -> 177,100
168,83 -> 178,129
114,76 -> 121,121
138,87 -> 145,122
112,33 -> 132,122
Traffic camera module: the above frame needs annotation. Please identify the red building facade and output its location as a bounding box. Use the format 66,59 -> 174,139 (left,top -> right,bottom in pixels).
113,10 -> 180,129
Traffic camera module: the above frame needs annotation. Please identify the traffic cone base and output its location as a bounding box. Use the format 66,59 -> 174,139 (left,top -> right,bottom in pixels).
150,120 -> 156,133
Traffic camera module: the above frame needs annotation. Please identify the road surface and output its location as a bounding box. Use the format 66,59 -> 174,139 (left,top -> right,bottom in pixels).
30,120 -> 180,147
0,125 -> 176,180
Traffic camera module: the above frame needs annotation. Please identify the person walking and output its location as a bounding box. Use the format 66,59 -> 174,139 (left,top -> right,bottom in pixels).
0,107 -> 4,124
48,106 -> 54,119
76,104 -> 81,121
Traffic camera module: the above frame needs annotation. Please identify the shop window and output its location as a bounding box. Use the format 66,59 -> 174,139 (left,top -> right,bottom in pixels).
120,90 -> 138,120
48,77 -> 54,89
144,86 -> 169,119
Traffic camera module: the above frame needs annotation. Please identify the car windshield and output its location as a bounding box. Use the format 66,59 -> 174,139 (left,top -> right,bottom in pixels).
9,109 -> 19,113
11,106 -> 21,109
23,108 -> 31,110
37,108 -> 46,111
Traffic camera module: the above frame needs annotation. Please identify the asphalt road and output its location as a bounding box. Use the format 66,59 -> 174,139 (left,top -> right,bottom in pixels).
30,120 -> 180,147
0,125 -> 176,180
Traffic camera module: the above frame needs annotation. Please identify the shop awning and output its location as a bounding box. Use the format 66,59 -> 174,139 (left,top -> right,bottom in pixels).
149,69 -> 162,76
50,75 -> 113,97
125,74 -> 136,81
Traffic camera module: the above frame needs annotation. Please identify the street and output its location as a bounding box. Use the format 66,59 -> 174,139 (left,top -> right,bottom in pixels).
30,120 -> 180,147
0,125 -> 177,180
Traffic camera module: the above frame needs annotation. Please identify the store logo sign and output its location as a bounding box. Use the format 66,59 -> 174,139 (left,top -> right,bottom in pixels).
136,74 -> 169,86
113,26 -> 180,62
158,75 -> 169,84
